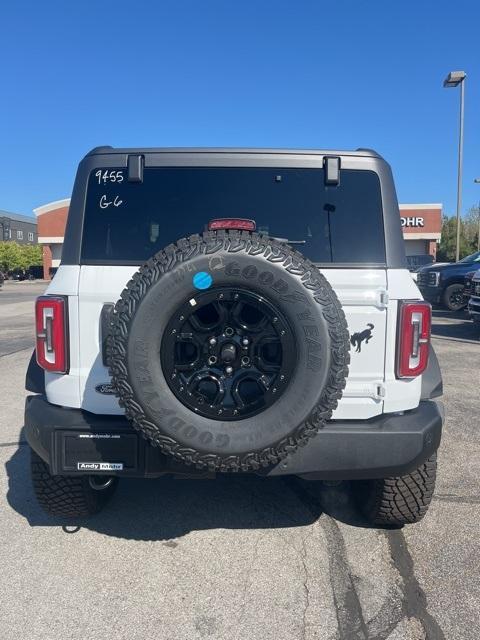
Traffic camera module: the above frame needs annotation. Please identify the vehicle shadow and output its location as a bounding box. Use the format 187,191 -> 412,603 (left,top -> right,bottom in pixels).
5,444 -> 375,541
431,309 -> 479,342
432,308 -> 469,321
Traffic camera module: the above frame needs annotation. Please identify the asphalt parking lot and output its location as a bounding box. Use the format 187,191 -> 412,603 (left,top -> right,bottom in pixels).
1,280 -> 479,640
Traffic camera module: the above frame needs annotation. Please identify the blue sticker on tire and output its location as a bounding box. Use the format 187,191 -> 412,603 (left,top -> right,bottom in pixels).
193,271 -> 213,290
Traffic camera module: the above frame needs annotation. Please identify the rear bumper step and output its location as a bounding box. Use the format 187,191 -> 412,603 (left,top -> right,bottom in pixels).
24,395 -> 443,480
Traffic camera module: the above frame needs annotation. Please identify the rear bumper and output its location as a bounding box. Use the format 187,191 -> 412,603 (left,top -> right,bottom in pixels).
24,395 -> 443,480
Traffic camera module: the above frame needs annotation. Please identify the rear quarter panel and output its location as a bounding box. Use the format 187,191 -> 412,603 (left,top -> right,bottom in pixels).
42,266 -> 81,408
383,269 -> 423,413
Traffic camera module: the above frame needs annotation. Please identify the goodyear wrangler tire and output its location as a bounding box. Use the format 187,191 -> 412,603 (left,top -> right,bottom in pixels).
108,230 -> 350,472
353,453 -> 437,527
30,450 -> 118,517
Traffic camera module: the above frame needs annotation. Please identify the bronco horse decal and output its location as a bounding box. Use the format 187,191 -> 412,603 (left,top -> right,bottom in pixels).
350,323 -> 374,353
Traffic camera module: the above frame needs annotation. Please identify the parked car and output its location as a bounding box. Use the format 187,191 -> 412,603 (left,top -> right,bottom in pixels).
8,269 -> 27,281
27,265 -> 43,280
25,146 -> 443,527
467,268 -> 480,325
0,271 -> 4,289
416,250 -> 480,311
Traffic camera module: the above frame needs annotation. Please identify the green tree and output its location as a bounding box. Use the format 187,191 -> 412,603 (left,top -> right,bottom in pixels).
20,243 -> 43,269
437,212 -> 479,262
464,205 -> 480,252
0,242 -> 43,272
0,242 -> 23,271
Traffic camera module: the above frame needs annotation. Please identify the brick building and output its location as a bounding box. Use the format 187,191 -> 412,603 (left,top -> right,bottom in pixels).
33,199 -> 443,279
33,199 -> 70,279
0,210 -> 37,244
399,204 -> 442,259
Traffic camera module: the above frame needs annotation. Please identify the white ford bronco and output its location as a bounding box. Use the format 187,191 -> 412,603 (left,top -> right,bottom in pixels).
25,147 -> 443,526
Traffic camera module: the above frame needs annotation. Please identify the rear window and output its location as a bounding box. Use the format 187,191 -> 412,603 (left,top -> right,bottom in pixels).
81,167 -> 386,265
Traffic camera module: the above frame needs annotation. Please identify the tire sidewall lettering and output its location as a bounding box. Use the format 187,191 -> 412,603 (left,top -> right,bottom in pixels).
131,255 -> 330,447
112,237 -> 348,464
226,260 -> 293,300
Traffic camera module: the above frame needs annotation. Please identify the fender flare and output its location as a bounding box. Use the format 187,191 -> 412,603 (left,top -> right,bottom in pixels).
421,345 -> 442,400
25,350 -> 45,394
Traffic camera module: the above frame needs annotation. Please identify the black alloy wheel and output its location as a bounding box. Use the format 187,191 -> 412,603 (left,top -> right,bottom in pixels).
443,283 -> 466,312
161,288 -> 296,420
449,290 -> 464,309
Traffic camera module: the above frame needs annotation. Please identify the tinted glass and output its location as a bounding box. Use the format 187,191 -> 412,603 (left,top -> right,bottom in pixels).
459,250 -> 480,263
81,167 -> 386,264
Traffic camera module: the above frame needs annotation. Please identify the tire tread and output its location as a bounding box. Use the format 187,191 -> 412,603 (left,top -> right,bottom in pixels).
355,453 -> 437,526
107,230 -> 350,472
30,450 -> 117,517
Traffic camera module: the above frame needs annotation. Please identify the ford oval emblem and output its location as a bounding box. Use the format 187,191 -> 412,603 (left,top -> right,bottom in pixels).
95,383 -> 116,395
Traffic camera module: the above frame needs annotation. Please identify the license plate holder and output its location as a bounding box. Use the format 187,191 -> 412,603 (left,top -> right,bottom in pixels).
56,431 -> 139,473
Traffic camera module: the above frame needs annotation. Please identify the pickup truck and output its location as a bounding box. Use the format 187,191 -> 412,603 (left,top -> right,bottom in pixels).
417,251 -> 480,311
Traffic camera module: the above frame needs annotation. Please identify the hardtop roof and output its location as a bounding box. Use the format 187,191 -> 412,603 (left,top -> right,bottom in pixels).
86,146 -> 382,159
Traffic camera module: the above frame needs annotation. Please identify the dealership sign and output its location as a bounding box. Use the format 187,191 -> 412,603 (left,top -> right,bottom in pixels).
401,216 -> 424,227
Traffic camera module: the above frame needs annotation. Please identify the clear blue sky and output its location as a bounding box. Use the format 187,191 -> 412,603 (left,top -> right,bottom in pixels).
1,0 -> 479,217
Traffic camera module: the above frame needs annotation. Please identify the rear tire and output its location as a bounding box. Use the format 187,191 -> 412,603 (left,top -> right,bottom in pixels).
442,284 -> 466,311
353,453 -> 437,527
30,449 -> 118,517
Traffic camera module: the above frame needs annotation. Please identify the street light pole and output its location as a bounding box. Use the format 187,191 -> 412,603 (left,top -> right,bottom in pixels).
455,79 -> 465,262
474,178 -> 480,252
443,70 -> 467,262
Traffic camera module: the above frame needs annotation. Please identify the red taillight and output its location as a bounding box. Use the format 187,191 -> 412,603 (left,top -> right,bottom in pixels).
35,296 -> 68,373
397,301 -> 431,378
208,218 -> 256,231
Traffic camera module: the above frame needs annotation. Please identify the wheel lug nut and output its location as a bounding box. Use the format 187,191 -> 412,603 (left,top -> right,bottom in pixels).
242,337 -> 249,346
209,337 -> 217,346
241,356 -> 250,366
225,366 -> 233,375
208,355 -> 217,365
225,327 -> 234,337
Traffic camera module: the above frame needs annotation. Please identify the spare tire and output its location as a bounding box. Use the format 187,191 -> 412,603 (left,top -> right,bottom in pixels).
108,230 -> 349,472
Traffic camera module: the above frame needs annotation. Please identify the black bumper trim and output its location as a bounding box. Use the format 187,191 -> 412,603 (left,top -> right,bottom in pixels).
24,395 -> 443,480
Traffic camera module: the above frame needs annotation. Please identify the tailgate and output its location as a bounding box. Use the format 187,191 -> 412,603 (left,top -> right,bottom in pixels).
323,269 -> 388,420
77,266 -> 390,419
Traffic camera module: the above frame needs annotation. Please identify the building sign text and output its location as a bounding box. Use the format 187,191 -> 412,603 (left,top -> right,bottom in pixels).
401,217 -> 424,227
